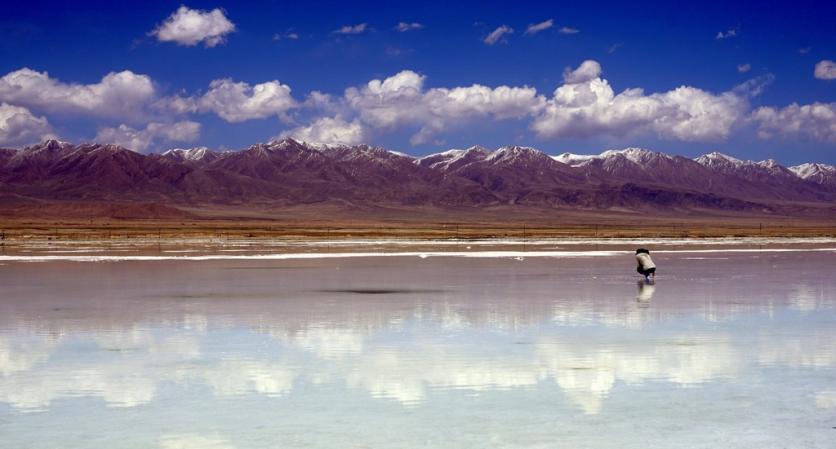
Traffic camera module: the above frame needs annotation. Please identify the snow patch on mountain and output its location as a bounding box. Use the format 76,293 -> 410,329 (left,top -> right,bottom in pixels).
552,153 -> 599,166
791,162 -> 836,178
552,148 -> 664,166
790,162 -> 836,185
487,146 -> 546,163
163,147 -> 212,161
694,151 -> 748,168
417,146 -> 489,170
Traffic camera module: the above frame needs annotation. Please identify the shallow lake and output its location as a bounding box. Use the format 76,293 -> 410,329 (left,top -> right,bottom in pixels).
1,248 -> 835,448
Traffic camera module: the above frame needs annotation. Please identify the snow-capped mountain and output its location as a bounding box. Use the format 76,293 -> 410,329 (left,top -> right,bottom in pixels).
161,147 -> 224,164
554,148 -> 666,166
790,163 -> 836,187
694,152 -> 797,180
693,151 -> 746,171
693,151 -> 828,200
1,138 -> 834,218
417,146 -> 490,171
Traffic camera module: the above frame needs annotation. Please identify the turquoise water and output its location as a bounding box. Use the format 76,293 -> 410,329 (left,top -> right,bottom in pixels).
1,251 -> 834,448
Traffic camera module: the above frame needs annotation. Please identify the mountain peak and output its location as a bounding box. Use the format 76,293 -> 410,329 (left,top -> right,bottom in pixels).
266,137 -> 308,150
790,162 -> 836,186
488,145 -> 548,163
24,139 -> 74,153
163,147 -> 213,161
600,147 -> 668,164
695,151 -> 746,167
552,152 -> 599,166
416,145 -> 490,170
553,148 -> 666,167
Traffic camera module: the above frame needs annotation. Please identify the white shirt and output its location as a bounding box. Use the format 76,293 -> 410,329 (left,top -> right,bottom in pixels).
636,253 -> 656,270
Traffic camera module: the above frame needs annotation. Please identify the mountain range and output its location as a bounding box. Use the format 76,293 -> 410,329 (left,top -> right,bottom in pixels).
1,138 -> 834,220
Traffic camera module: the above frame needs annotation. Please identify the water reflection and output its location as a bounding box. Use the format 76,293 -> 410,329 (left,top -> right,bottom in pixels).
636,280 -> 656,305
3,319 -> 833,415
0,252 -> 835,447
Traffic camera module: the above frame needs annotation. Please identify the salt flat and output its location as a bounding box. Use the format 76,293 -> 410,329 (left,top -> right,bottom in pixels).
0,247 -> 834,448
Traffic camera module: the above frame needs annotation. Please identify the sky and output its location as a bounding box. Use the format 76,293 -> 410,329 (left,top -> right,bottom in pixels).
0,0 -> 834,163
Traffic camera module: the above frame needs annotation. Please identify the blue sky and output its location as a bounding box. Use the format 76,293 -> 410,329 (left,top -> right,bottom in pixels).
0,0 -> 834,163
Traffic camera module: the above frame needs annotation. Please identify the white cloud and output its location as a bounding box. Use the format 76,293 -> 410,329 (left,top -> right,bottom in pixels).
484,25 -> 513,45
95,120 -> 201,152
737,63 -> 751,73
534,60 -> 747,141
160,79 -> 297,122
558,26 -> 580,34
751,102 -> 836,142
0,68 -> 156,121
562,60 -> 602,84
732,74 -> 774,98
814,60 -> 836,80
279,116 -> 367,145
396,22 -> 424,32
716,28 -> 738,39
0,102 -> 54,146
273,31 -> 299,41
524,19 -> 553,35
292,63 -> 771,146
342,70 -> 544,144
334,23 -> 368,35
197,79 -> 296,122
151,6 -> 235,47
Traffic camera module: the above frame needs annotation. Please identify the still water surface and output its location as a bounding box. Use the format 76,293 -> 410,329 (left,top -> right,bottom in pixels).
1,250 -> 835,448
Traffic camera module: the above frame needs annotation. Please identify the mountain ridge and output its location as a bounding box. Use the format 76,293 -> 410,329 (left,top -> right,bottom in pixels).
1,138 -> 834,219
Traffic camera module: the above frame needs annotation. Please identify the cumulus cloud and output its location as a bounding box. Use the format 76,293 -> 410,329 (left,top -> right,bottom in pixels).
737,63 -> 751,73
197,79 -> 295,122
0,68 -> 156,121
716,28 -> 738,39
524,19 -> 553,35
159,79 -> 297,122
533,60 -> 747,141
288,62 -> 779,146
0,102 -> 54,146
562,60 -> 602,84
342,70 -> 544,144
334,23 -> 368,35
814,60 -> 836,80
150,6 -> 235,47
484,25 -> 513,45
278,116 -> 367,145
396,22 -> 424,32
558,26 -> 580,34
751,102 -> 836,142
95,121 -> 201,152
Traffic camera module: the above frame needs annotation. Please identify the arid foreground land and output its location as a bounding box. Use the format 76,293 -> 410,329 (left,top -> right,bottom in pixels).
2,210 -> 836,242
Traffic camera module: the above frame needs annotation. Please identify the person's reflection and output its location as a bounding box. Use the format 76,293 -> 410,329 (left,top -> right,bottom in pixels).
636,280 -> 656,307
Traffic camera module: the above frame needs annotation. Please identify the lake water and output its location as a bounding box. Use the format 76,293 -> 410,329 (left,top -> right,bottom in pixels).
1,244 -> 835,448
